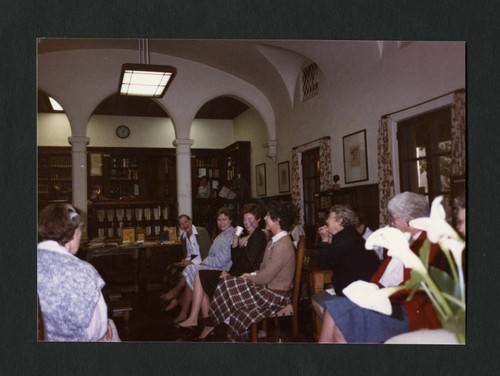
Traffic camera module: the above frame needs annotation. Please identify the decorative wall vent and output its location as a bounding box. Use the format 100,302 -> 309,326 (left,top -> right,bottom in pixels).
301,62 -> 319,101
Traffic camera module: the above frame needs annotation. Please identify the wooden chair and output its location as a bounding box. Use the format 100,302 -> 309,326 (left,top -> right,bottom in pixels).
251,235 -> 306,342
109,299 -> 133,325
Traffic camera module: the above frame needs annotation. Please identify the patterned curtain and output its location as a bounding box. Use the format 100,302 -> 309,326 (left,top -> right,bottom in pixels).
291,149 -> 303,224
377,116 -> 395,226
451,90 -> 466,176
319,137 -> 332,192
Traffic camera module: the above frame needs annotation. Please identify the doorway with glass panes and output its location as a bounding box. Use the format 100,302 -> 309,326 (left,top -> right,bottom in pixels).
397,106 -> 452,204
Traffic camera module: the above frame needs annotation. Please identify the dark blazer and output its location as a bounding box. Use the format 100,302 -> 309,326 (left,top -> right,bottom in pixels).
317,226 -> 380,296
180,226 -> 212,260
229,229 -> 267,276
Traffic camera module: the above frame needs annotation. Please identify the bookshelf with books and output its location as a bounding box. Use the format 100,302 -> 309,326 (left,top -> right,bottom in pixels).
313,184 -> 379,231
220,141 -> 251,199
86,147 -> 178,240
38,147 -> 73,204
191,141 -> 251,236
87,199 -> 177,241
192,152 -> 221,199
87,147 -> 177,201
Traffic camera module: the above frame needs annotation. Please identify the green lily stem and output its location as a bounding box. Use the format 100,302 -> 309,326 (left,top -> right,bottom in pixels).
458,264 -> 465,304
441,292 -> 466,310
420,281 -> 448,320
418,271 -> 454,318
440,244 -> 458,282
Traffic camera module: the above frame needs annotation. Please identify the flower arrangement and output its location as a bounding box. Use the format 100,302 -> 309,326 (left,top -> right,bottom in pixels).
343,196 -> 466,343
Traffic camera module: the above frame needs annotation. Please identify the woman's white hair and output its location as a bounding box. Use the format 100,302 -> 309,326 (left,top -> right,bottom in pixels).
387,192 -> 429,222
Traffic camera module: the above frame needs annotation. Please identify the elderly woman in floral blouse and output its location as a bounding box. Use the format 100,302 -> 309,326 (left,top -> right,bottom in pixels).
37,203 -> 118,341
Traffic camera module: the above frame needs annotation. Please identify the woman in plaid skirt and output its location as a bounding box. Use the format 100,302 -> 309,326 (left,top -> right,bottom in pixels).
202,200 -> 297,342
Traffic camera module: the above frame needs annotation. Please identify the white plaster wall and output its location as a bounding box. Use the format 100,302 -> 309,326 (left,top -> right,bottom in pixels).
38,113 -> 234,149
233,108 -> 272,197
275,41 -> 465,188
87,115 -> 176,147
191,119 -> 234,149
37,113 -> 72,146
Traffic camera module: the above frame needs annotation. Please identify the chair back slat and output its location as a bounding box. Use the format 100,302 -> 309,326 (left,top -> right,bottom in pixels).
291,235 -> 306,310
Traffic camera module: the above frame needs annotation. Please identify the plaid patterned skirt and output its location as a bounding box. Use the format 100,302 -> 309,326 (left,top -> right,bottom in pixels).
209,276 -> 291,342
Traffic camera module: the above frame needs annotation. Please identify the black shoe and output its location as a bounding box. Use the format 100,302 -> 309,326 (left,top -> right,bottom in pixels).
194,327 -> 215,342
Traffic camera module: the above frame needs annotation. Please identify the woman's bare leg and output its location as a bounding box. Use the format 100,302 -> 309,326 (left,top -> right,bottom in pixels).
179,272 -> 205,327
312,298 -> 325,320
318,310 -> 347,343
173,287 -> 193,323
200,293 -> 210,318
163,277 -> 186,300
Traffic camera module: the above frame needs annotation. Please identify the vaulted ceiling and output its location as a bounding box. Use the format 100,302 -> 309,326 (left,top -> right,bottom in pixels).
37,39 -> 407,119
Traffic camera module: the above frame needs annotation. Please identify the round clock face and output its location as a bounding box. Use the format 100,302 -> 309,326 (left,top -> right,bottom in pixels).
116,125 -> 130,138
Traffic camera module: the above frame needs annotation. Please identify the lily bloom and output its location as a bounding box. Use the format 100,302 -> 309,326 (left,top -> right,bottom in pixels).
343,280 -> 399,315
409,196 -> 465,266
365,227 -> 427,274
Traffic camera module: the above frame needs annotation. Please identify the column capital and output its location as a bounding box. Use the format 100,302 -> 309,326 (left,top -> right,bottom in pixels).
173,138 -> 194,147
68,136 -> 90,148
173,138 -> 194,154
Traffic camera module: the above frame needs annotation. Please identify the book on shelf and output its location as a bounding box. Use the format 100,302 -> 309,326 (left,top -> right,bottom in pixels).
218,185 -> 236,200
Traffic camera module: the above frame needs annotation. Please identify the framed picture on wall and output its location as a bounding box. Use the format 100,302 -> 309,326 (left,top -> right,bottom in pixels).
278,161 -> 290,193
343,129 -> 368,184
89,152 -> 102,176
256,163 -> 267,196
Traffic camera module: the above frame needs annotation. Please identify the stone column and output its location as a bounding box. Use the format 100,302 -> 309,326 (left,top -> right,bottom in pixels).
173,138 -> 194,217
68,136 -> 90,237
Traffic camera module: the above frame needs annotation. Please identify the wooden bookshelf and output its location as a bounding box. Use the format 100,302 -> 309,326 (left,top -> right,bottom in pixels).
191,141 -> 251,236
312,184 -> 379,244
38,147 -> 73,203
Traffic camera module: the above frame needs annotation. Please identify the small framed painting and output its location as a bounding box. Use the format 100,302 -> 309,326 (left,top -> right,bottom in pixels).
343,129 -> 368,184
278,161 -> 290,193
89,152 -> 102,176
256,163 -> 267,196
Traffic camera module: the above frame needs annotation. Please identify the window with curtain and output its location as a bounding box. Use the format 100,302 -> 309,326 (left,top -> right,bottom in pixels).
301,147 -> 320,244
397,106 -> 452,203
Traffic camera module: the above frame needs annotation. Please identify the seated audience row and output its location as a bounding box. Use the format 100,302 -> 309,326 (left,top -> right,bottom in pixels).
178,203 -> 268,340
37,190 -> 465,343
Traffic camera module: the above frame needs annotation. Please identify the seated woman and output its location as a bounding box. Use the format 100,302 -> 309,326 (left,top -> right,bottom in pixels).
311,205 -> 380,324
178,202 -> 267,339
170,207 -> 234,324
160,214 -> 212,312
203,200 -> 297,342
319,192 -> 448,343
37,203 -> 118,341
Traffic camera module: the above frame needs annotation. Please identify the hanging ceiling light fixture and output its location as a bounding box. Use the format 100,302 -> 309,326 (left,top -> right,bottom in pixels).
119,39 -> 177,98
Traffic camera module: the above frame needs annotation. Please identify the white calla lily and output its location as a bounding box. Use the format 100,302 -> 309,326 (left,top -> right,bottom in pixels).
343,280 -> 397,315
409,196 -> 459,243
440,237 -> 465,267
365,227 -> 427,274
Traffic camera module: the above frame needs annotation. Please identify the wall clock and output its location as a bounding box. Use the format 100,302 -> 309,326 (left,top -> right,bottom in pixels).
116,125 -> 130,139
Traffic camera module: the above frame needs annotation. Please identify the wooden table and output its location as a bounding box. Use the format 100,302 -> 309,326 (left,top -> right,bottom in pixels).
85,241 -> 183,292
302,265 -> 333,341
